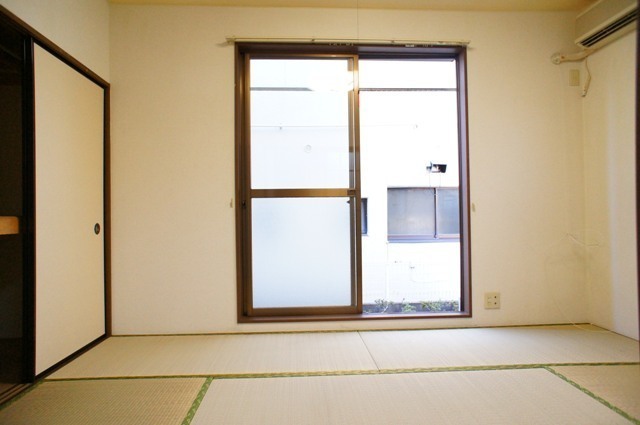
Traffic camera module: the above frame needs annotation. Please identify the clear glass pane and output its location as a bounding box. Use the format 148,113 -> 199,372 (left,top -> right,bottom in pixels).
436,188 -> 460,235
250,59 -> 353,189
359,59 -> 457,89
387,188 -> 435,239
252,197 -> 352,308
359,58 -> 461,313
251,59 -> 353,91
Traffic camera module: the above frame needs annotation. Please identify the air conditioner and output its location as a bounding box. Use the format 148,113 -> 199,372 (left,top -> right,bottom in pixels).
575,0 -> 638,49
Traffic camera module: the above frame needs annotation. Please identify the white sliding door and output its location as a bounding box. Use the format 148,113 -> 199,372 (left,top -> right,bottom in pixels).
34,45 -> 105,374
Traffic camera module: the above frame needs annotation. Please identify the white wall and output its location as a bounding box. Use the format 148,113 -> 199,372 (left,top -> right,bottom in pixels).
583,31 -> 638,339
110,5 -> 595,334
0,0 -> 110,80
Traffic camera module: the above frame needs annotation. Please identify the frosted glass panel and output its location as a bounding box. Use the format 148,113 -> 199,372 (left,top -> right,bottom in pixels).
251,125 -> 350,189
252,198 -> 352,308
250,59 -> 352,189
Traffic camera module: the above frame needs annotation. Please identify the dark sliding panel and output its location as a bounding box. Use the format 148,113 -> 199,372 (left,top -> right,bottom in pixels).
636,22 -> 639,351
0,15 -> 33,400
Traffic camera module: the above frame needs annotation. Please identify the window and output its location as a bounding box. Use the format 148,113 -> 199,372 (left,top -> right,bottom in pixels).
235,43 -> 470,321
361,198 -> 368,236
387,188 -> 459,241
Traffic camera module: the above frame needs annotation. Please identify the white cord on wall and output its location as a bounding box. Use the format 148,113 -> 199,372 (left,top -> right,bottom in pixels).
551,49 -> 594,97
550,49 -> 593,64
582,56 -> 592,97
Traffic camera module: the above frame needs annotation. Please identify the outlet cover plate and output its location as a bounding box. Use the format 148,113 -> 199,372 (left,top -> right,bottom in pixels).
484,292 -> 501,309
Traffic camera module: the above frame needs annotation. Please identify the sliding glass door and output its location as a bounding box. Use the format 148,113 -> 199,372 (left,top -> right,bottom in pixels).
236,44 -> 470,320
242,56 -> 360,315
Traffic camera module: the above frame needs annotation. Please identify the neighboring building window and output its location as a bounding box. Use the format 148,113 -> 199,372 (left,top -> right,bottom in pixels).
387,188 -> 459,242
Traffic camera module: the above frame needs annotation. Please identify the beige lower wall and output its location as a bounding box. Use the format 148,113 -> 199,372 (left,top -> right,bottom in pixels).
583,31 -> 638,339
109,5 -> 598,334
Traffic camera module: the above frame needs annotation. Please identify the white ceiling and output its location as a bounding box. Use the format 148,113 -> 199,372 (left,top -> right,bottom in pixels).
109,0 -> 597,12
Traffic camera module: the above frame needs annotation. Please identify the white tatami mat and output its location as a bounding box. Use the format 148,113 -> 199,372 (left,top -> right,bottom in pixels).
48,325 -> 639,380
48,332 -> 378,379
359,325 -> 639,370
191,369 -> 632,425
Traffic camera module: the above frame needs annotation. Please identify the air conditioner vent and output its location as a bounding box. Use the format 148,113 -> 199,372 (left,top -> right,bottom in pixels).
575,0 -> 638,50
579,9 -> 638,47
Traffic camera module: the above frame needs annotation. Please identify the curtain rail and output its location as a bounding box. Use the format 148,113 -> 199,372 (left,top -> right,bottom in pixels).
225,37 -> 470,46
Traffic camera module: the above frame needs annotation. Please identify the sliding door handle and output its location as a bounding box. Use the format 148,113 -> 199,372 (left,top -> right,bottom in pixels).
0,216 -> 20,235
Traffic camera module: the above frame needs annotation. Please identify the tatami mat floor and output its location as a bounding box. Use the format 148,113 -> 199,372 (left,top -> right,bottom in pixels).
45,324 -> 639,379
48,331 -> 378,378
0,325 -> 638,424
192,368 -> 635,424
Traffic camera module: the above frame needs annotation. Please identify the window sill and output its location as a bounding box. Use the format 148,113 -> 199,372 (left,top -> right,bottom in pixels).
387,238 -> 460,243
238,311 -> 471,324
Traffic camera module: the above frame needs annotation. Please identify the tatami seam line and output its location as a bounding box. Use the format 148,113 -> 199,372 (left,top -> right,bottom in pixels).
174,363 -> 640,424
39,362 -> 640,424
5,363 -> 638,423
357,330 -> 382,371
544,366 -> 640,425
41,361 -> 640,382
106,322 -> 609,338
182,377 -> 213,425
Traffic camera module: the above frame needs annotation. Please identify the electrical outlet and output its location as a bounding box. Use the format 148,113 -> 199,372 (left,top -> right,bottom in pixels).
484,292 -> 501,309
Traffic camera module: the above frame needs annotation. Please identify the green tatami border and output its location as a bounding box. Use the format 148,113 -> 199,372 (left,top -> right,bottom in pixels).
4,362 -> 638,424
545,366 -> 640,425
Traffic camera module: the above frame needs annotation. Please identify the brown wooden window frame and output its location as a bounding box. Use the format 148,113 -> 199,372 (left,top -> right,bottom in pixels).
235,42 -> 471,323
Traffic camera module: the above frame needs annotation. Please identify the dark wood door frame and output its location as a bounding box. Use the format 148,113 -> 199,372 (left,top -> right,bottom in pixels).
636,24 -> 639,351
0,4 -> 111,400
